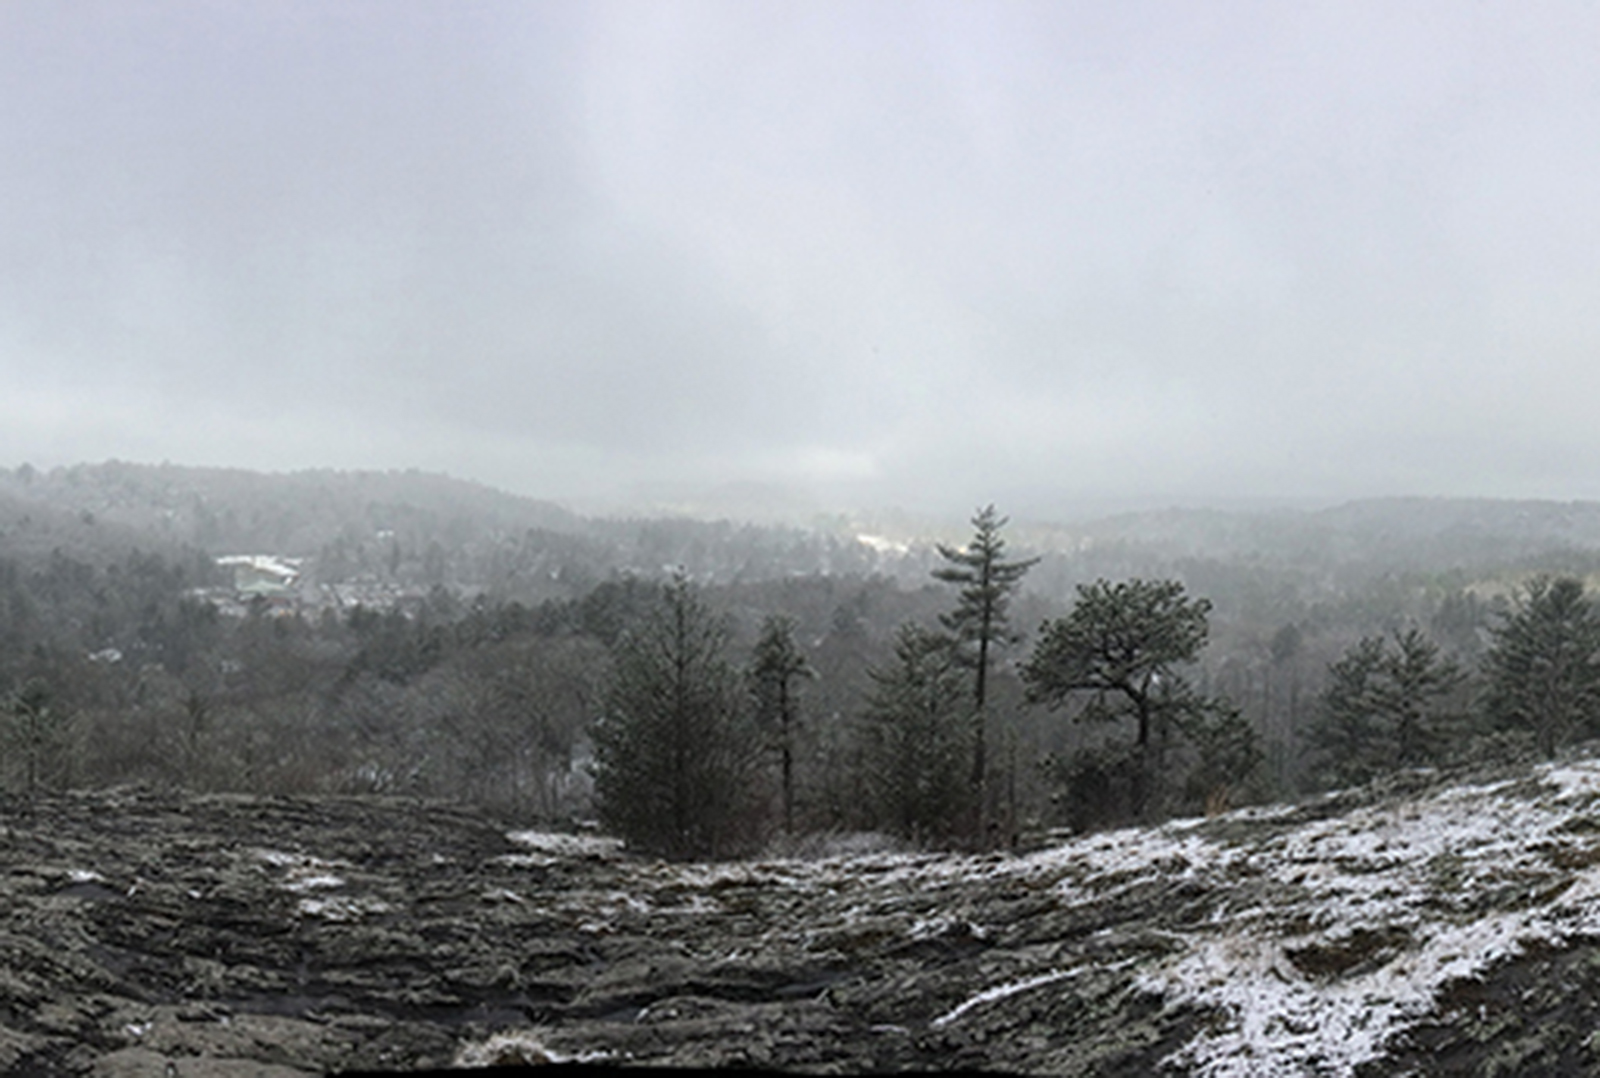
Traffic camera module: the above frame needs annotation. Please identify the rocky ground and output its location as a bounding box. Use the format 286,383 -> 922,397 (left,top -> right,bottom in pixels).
8,754 -> 1600,1076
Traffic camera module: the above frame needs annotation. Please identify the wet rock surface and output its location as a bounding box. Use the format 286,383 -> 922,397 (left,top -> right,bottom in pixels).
8,759 -> 1600,1075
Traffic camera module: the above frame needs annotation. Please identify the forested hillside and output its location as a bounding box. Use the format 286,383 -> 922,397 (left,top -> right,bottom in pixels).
4,461 -> 1600,852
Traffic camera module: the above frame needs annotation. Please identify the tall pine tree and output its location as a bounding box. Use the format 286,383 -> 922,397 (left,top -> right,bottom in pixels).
933,505 -> 1037,836
858,623 -> 971,842
1306,629 -> 1464,788
1484,576 -> 1600,755
748,614 -> 813,833
591,574 -> 757,859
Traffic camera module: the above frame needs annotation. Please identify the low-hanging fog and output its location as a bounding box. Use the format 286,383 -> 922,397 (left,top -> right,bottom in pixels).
3,1 -> 1598,520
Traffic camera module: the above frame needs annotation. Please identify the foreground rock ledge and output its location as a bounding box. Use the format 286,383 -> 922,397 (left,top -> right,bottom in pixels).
9,761 -> 1600,1075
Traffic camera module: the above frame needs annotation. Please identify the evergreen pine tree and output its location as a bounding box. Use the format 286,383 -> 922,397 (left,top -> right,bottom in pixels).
1178,700 -> 1263,815
858,623 -> 970,842
7,678 -> 71,801
591,574 -> 756,859
748,614 -> 813,833
1383,628 -> 1466,766
1306,635 -> 1389,788
933,505 -> 1037,833
1483,576 -> 1600,755
1022,578 -> 1219,818
1308,629 -> 1466,787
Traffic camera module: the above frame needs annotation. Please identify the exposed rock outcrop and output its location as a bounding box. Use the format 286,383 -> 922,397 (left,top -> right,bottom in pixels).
7,755 -> 1600,1074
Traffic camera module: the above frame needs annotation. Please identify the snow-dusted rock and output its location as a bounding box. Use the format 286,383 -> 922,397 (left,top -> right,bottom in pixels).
7,753 -> 1600,1073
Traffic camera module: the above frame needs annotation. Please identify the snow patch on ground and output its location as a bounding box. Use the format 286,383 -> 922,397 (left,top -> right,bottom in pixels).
253,848 -> 391,920
505,830 -> 623,863
284,873 -> 345,892
490,757 -> 1600,1075
253,849 -> 353,894
1139,757 -> 1600,1076
453,1030 -> 613,1067
295,894 -> 392,922
931,968 -> 1085,1029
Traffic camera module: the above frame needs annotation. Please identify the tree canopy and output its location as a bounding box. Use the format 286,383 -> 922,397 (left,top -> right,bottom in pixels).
1023,579 -> 1211,744
591,574 -> 758,859
932,505 -> 1036,828
1022,578 -> 1218,817
1306,628 -> 1465,787
1483,576 -> 1600,755
857,623 -> 971,841
748,614 -> 813,833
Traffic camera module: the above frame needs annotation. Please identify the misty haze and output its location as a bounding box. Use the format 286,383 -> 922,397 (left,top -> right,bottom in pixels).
6,3 -> 1600,1075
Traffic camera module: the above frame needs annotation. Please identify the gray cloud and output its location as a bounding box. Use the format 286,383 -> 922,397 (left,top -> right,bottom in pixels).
3,1 -> 1599,516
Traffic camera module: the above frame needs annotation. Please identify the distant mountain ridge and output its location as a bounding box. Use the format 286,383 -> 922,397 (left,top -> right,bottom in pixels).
5,462 -> 1600,597
0,462 -> 893,598
0,461 -> 582,556
1060,496 -> 1600,572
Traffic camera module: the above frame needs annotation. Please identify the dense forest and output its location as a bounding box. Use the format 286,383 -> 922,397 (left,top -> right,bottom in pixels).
2,462 -> 1599,856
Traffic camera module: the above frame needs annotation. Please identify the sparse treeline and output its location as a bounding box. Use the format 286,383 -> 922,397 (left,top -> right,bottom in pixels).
5,504 -> 1600,858
589,509 -> 1264,854
1297,572 -> 1600,784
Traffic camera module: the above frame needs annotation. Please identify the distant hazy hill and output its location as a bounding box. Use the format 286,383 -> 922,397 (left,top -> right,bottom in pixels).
0,483 -> 173,565
0,463 -> 888,597
1063,497 -> 1600,573
7,463 -> 1600,599
0,462 -> 582,557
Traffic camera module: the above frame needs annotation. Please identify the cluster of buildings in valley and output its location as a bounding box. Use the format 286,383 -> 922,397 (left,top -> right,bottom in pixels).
191,554 -> 442,618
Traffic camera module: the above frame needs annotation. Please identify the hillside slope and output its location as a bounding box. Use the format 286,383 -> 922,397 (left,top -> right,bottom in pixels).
0,462 -> 890,594
8,749 -> 1600,1074
0,462 -> 581,556
1071,496 -> 1600,573
15,463 -> 1600,576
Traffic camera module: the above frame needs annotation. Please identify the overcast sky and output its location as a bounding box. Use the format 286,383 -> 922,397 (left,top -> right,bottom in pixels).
3,2 -> 1598,518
